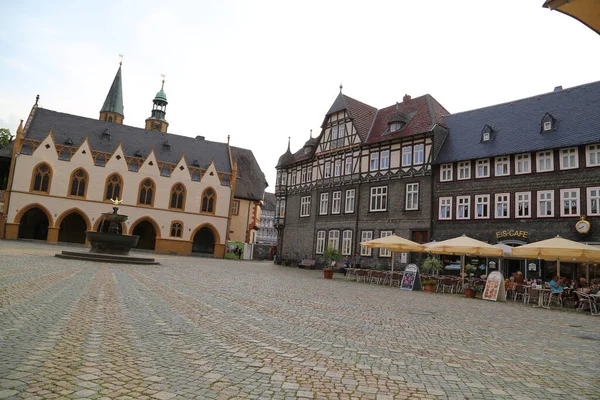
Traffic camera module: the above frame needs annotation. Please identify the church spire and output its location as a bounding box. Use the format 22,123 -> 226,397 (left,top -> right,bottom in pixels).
145,75 -> 169,133
99,61 -> 124,124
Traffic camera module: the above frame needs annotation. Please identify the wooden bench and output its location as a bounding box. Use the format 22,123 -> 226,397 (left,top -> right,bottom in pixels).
298,259 -> 316,268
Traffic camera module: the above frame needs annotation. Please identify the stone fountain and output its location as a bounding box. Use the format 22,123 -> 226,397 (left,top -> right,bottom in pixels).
55,200 -> 159,265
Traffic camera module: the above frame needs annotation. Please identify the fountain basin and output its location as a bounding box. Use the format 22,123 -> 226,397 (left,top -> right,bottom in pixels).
86,231 -> 139,255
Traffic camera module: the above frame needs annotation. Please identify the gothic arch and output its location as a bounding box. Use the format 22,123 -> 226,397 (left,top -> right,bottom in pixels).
137,178 -> 156,207
29,162 -> 53,193
55,208 -> 91,230
129,216 -> 162,238
190,223 -> 221,244
200,186 -> 217,214
104,173 -> 125,202
13,203 -> 54,226
169,182 -> 187,211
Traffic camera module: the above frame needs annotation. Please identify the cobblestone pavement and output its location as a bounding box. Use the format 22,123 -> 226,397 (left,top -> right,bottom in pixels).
0,241 -> 598,400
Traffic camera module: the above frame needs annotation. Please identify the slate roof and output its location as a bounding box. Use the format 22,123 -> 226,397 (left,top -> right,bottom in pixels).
24,108 -> 232,173
0,141 -> 14,158
100,65 -> 124,116
231,146 -> 268,201
435,81 -> 600,164
324,93 -> 378,142
262,192 -> 276,212
367,95 -> 449,144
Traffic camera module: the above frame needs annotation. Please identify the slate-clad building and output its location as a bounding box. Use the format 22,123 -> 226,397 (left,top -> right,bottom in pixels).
0,63 -> 268,256
275,90 -> 448,267
256,192 -> 277,245
433,82 -> 600,280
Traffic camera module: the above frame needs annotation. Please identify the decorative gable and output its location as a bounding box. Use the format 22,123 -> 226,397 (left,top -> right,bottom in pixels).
541,113 -> 556,132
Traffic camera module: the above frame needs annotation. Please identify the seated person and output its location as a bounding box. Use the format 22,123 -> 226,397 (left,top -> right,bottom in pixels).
549,275 -> 564,293
514,271 -> 525,284
590,279 -> 599,294
578,277 -> 587,288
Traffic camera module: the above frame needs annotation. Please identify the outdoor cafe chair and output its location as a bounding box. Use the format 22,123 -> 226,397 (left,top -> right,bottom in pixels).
524,287 -> 539,305
513,284 -> 526,302
355,269 -> 369,283
547,291 -> 563,308
370,270 -> 387,285
440,278 -> 456,294
575,291 -> 593,313
345,268 -> 357,281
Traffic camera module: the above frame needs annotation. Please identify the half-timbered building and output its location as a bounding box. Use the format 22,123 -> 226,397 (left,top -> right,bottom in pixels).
275,90 -> 448,267
432,82 -> 600,281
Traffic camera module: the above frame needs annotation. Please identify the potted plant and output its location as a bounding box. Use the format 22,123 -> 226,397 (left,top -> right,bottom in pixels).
422,279 -> 437,292
422,256 -> 443,274
463,283 -> 477,298
322,247 -> 342,279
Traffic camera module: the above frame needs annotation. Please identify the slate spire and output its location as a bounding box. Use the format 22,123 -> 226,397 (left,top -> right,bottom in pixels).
99,62 -> 125,124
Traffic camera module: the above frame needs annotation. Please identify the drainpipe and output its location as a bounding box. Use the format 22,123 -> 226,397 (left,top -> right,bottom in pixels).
3,120 -> 24,237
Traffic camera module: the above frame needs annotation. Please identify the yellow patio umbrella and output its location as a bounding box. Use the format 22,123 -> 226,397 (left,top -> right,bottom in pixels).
424,235 -> 504,287
360,235 -> 424,280
511,235 -> 600,276
543,0 -> 600,35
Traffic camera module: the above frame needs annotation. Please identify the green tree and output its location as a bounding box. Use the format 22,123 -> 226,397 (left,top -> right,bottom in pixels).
0,128 -> 13,150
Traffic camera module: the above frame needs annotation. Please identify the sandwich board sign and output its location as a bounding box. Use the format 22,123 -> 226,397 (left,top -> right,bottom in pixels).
482,271 -> 506,302
400,264 -> 421,291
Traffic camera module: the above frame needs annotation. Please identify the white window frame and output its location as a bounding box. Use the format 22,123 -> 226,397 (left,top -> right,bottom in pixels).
300,196 -> 311,217
280,172 -> 287,186
360,231 -> 373,256
370,186 -> 388,212
316,231 -> 326,254
482,131 -> 490,141
495,193 -> 510,219
345,157 -> 353,175
379,231 -> 393,257
290,171 -> 297,185
439,197 -> 452,220
476,159 -> 490,178
331,125 -> 338,141
586,144 -> 600,167
536,150 -> 554,173
475,195 -> 490,219
405,183 -> 419,210
342,230 -> 352,256
306,167 -> 312,182
543,121 -> 552,131
587,187 -> 600,216
495,156 -> 510,177
413,144 -> 424,165
328,230 -> 340,251
515,192 -> 531,218
456,196 -> 470,220
515,153 -> 531,175
331,191 -> 342,214
537,190 -> 554,218
338,123 -> 346,138
301,168 -> 307,183
334,159 -> 342,177
440,163 -> 453,182
324,162 -> 331,178
345,189 -> 355,213
458,161 -> 471,180
560,188 -> 580,217
319,193 -> 329,215
370,152 -> 379,171
402,146 -> 412,166
380,150 -> 390,169
559,147 -> 579,170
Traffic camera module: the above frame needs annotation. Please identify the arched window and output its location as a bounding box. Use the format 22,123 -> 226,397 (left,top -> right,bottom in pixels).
105,174 -> 123,201
95,153 -> 107,167
31,163 -> 52,193
191,170 -> 201,181
201,188 -> 216,214
170,183 -> 186,210
170,221 -> 183,238
69,169 -> 88,197
138,179 -> 155,206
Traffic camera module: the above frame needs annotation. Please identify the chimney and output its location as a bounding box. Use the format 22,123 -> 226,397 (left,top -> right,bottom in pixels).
554,86 -> 562,92
195,135 -> 205,140
403,94 -> 411,102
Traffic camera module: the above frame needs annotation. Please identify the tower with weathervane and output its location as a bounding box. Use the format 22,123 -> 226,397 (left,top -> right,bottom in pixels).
144,77 -> 169,133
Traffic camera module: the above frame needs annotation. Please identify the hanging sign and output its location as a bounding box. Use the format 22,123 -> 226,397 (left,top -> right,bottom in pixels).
400,253 -> 408,263
482,271 -> 506,302
400,264 -> 421,291
528,263 -> 536,271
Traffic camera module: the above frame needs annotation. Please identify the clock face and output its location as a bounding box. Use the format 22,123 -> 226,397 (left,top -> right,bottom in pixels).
576,220 -> 590,233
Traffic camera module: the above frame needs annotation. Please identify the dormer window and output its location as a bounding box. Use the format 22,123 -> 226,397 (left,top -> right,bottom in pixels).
134,149 -> 143,157
162,140 -> 171,152
390,122 -> 404,132
101,129 -> 111,141
541,113 -> 556,132
388,103 -> 409,133
192,159 -> 201,167
64,138 -> 73,145
481,125 -> 494,142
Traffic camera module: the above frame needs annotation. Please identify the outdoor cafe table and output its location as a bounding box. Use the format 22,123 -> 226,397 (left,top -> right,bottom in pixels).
533,288 -> 553,309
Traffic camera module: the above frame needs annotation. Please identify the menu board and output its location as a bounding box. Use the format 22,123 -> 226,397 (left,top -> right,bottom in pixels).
483,271 -> 506,302
400,264 -> 421,291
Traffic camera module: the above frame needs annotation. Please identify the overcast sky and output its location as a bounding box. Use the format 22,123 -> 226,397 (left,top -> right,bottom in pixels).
1,0 -> 599,192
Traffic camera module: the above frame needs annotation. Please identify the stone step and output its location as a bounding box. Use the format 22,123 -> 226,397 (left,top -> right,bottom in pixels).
55,251 -> 160,265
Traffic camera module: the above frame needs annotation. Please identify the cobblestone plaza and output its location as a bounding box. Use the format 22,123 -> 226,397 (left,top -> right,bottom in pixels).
0,241 -> 598,400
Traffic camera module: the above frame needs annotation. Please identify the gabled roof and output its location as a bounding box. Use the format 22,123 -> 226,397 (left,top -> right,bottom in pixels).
324,93 -> 378,141
435,81 -> 600,164
367,94 -> 448,144
24,108 -> 231,172
0,141 -> 14,158
231,146 -> 268,201
263,192 -> 276,212
100,65 -> 124,116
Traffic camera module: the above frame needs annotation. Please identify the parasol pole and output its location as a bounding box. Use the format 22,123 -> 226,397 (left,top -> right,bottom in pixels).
461,254 -> 465,290
557,258 -> 561,277
390,251 -> 394,285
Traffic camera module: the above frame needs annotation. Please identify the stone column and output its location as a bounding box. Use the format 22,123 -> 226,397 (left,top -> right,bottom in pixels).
47,227 -> 60,244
